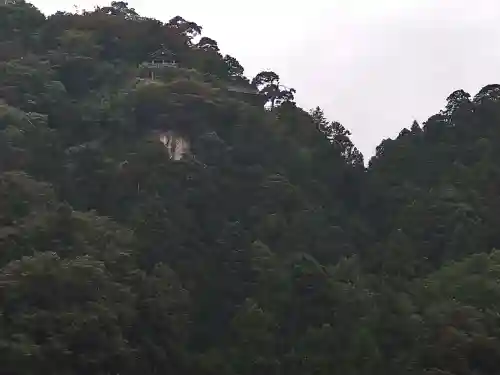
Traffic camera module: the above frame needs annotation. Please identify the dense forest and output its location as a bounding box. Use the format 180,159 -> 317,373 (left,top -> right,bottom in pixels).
2,1 -> 500,374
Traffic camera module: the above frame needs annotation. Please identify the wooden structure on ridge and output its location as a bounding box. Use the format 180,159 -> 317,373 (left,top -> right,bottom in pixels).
140,48 -> 178,80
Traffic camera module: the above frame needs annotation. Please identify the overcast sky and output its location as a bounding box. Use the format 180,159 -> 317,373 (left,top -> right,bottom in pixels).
34,0 -> 500,158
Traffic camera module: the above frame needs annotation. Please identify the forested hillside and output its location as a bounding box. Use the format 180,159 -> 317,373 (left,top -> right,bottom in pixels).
2,1 -> 500,374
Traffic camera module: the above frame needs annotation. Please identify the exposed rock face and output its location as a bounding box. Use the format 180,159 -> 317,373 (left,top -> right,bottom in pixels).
158,131 -> 190,160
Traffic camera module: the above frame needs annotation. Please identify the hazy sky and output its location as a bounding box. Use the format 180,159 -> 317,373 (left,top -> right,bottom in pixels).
34,0 -> 500,158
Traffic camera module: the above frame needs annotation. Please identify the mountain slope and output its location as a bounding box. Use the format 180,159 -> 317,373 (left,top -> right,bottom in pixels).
2,1 -> 500,375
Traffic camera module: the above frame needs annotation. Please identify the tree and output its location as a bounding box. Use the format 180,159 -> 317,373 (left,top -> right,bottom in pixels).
0,252 -> 137,375
197,36 -> 219,52
0,0 -> 45,43
167,15 -> 202,42
441,89 -> 473,124
56,29 -> 102,57
226,299 -> 279,375
6,3 -> 500,375
473,84 -> 500,104
223,54 -> 244,77
131,264 -> 192,374
309,106 -> 331,136
410,120 -> 422,134
415,252 -> 500,374
252,71 -> 296,109
96,1 -> 139,20
330,121 -> 364,166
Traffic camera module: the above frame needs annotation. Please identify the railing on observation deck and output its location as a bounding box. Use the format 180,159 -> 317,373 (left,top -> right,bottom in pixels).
141,62 -> 178,69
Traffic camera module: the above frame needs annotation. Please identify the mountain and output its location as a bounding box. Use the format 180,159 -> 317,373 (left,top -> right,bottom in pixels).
2,1 -> 500,374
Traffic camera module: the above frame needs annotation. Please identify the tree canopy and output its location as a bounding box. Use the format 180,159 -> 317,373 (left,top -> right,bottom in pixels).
2,2 -> 500,374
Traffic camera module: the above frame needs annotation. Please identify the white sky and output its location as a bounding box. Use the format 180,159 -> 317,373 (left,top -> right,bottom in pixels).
34,0 -> 500,158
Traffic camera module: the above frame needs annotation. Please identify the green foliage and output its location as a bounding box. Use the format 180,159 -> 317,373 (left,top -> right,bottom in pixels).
0,252 -> 136,375
2,1 -> 500,374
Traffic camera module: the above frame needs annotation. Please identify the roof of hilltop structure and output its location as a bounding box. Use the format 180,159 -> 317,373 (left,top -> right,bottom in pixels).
150,47 -> 176,61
